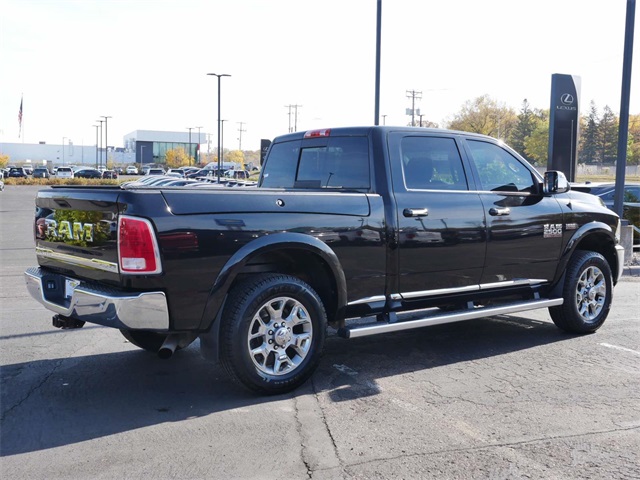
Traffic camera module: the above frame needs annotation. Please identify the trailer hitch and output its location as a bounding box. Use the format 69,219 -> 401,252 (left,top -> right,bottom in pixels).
52,314 -> 86,329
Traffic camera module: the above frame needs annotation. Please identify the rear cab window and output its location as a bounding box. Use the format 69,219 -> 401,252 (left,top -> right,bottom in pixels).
400,136 -> 468,191
261,136 -> 370,190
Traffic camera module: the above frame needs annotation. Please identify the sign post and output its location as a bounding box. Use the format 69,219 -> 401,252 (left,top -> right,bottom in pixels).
548,74 -> 581,182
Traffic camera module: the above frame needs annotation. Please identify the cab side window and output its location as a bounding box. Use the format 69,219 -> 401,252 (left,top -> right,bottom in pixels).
466,140 -> 535,192
401,136 -> 468,190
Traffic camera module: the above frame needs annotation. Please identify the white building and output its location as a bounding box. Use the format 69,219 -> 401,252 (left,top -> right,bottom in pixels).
124,130 -> 206,165
1,129 -> 206,168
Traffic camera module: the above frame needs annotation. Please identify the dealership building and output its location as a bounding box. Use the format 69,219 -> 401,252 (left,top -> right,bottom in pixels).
1,130 -> 207,168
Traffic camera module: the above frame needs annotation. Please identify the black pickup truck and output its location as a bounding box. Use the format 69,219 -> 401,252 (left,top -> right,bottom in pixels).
25,126 -> 625,394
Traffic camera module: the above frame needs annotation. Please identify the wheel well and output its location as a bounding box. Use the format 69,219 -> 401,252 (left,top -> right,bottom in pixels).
573,232 -> 618,279
233,248 -> 339,325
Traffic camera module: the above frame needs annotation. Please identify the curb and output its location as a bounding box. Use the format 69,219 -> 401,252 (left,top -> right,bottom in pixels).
622,265 -> 640,277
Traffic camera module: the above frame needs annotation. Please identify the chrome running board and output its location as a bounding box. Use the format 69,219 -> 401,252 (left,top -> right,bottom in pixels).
338,298 -> 563,339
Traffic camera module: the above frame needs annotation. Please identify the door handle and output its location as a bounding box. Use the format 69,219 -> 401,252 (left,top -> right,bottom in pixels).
489,207 -> 511,216
403,208 -> 429,217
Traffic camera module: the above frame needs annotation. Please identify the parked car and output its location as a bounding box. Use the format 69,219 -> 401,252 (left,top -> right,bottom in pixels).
55,167 -> 74,179
166,168 -> 186,177
74,167 -> 103,179
595,183 -> 640,208
224,169 -> 251,180
0,177 -> 4,191
32,167 -> 51,179
102,170 -> 118,179
145,168 -> 165,176
8,167 -> 28,178
125,166 -> 139,175
570,182 -> 616,195
186,168 -> 212,179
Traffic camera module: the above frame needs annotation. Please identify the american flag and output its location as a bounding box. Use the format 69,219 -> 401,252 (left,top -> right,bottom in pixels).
18,96 -> 23,137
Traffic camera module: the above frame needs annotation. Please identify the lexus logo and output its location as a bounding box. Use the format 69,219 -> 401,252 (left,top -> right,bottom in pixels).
560,93 -> 574,105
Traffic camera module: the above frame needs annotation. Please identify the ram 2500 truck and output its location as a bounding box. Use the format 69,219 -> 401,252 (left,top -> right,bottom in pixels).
25,126 -> 625,394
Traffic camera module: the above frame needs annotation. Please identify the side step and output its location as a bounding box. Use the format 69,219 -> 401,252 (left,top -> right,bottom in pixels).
338,298 -> 563,339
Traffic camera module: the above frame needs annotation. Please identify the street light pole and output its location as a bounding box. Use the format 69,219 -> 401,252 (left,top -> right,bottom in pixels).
187,127 -> 194,165
207,73 -> 231,182
96,119 -> 104,167
195,126 -> 203,165
93,125 -> 99,168
221,119 -> 227,167
101,115 -> 112,169
62,137 -> 67,165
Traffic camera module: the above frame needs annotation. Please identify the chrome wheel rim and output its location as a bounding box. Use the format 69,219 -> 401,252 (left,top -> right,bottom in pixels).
247,296 -> 313,376
575,265 -> 606,322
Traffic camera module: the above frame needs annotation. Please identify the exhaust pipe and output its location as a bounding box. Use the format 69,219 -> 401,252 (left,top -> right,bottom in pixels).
158,334 -> 180,359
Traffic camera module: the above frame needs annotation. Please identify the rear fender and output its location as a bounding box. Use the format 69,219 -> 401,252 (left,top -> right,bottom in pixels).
198,232 -> 347,332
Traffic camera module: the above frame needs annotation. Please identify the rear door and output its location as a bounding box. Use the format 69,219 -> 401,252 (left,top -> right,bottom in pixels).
389,132 -> 486,295
462,138 -> 564,284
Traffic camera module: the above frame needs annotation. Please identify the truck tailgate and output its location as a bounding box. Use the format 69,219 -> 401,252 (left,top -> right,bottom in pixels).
34,187 -> 121,284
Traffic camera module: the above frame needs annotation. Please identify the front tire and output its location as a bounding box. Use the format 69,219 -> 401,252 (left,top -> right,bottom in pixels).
549,250 -> 613,333
220,274 -> 327,394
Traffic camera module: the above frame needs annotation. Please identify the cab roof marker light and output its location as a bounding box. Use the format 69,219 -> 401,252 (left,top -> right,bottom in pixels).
304,129 -> 331,138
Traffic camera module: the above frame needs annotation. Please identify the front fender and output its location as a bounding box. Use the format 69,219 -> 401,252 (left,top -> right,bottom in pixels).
552,221 -> 617,287
198,232 -> 347,331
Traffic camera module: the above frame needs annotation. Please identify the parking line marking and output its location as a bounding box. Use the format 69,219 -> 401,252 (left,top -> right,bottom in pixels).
599,343 -> 640,356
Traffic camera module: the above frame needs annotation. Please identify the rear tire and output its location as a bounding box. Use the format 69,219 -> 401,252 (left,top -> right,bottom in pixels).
549,250 -> 613,334
220,274 -> 327,395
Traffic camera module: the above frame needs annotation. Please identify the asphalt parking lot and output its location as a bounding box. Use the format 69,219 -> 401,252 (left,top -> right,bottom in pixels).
1,185 -> 639,479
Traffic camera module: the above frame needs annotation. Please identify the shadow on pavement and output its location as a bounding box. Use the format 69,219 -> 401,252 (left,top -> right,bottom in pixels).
1,314 -> 573,456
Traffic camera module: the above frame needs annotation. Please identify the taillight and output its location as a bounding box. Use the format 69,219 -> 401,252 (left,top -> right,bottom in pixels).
118,215 -> 162,274
304,129 -> 331,138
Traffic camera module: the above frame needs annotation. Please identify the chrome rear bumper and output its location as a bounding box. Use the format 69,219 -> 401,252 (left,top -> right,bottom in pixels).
24,267 -> 169,330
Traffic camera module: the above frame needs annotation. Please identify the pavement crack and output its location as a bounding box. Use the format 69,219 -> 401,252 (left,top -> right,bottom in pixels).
0,358 -> 64,423
342,424 -> 640,471
292,394 -> 313,479
311,376 -> 342,466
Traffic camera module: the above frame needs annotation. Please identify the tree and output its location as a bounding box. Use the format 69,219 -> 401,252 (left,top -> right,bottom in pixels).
0,153 -> 9,169
225,150 -> 245,169
579,101 -> 600,164
447,94 -> 517,139
523,115 -> 549,166
165,147 -> 191,168
627,114 -> 640,165
510,99 -> 537,159
599,105 -> 618,164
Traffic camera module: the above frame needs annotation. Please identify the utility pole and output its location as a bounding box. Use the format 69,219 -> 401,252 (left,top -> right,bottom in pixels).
237,122 -> 246,150
285,104 -> 302,132
406,90 -> 422,127
187,127 -> 194,164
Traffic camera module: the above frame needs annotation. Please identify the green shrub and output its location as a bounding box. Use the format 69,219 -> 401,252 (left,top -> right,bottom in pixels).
3,177 -> 122,186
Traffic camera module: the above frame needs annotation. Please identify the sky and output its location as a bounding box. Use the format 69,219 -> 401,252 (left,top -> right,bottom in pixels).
0,0 -> 638,153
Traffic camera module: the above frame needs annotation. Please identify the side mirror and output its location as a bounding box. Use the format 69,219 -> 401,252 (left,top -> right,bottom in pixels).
543,171 -> 570,194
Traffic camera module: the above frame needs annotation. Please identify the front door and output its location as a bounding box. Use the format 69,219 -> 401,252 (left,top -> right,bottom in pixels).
462,139 -> 564,284
389,133 -> 487,296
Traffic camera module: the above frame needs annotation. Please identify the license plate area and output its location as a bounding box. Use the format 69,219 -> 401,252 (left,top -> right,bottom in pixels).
65,278 -> 80,299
